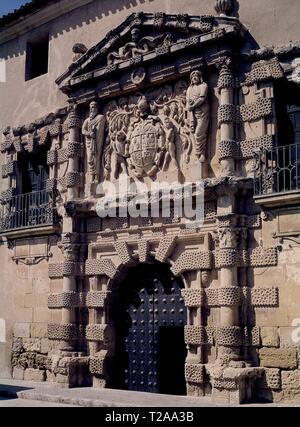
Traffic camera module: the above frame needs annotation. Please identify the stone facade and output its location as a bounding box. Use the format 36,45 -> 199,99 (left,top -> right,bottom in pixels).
0,0 -> 300,404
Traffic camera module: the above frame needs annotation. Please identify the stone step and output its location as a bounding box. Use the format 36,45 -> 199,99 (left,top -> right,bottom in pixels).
17,386 -> 209,407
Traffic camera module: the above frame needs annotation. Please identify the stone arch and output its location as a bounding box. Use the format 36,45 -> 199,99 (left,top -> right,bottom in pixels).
86,236 -> 213,395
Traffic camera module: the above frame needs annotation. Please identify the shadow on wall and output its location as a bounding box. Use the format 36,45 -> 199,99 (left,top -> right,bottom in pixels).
1,0 -> 155,60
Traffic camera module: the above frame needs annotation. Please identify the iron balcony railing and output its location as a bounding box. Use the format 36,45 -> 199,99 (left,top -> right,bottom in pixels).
0,190 -> 58,233
254,143 -> 300,197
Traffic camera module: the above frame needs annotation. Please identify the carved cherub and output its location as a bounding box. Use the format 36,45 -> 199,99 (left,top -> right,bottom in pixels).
162,113 -> 179,171
111,130 -> 129,179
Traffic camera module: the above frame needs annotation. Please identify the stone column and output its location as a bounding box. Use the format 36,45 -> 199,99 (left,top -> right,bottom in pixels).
60,230 -> 78,352
216,193 -> 241,365
217,62 -> 236,177
67,104 -> 81,200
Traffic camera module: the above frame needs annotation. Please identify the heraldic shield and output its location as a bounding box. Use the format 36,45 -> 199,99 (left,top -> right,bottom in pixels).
129,119 -> 160,176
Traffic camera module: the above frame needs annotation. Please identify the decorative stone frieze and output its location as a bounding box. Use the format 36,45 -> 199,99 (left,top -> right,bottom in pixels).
218,99 -> 273,126
68,110 -> 81,129
47,150 -> 57,166
48,263 -> 63,279
63,261 -> 77,276
1,160 -> 16,178
218,104 -> 236,126
214,248 -> 238,268
66,171 -> 82,188
204,202 -> 217,219
185,363 -> 205,384
48,292 -> 80,309
205,326 -> 215,345
48,324 -> 78,341
49,120 -> 62,137
86,291 -> 110,308
217,64 -> 235,91
262,368 -> 281,389
85,324 -> 109,342
216,213 -> 237,228
181,289 -> 204,307
218,140 -> 238,160
249,247 -> 278,267
184,326 -> 206,345
216,326 -> 242,346
239,98 -> 273,122
238,135 -> 273,159
67,142 -> 82,158
155,236 -> 178,263
243,326 -> 260,347
218,287 -> 241,306
205,288 -> 219,306
243,58 -> 284,86
0,187 -> 15,203
138,240 -> 149,263
85,259 -> 117,278
86,217 -> 102,233
171,250 -> 213,276
114,241 -> 132,265
250,287 -> 279,307
45,178 -> 57,192
89,356 -> 105,375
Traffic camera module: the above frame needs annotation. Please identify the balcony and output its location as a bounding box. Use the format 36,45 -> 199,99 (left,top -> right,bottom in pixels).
0,190 -> 59,236
254,143 -> 300,207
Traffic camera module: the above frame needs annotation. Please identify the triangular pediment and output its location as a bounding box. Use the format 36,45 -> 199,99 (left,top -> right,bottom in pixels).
56,12 -> 244,92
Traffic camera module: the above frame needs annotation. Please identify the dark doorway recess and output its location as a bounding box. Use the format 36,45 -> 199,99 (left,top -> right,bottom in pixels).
109,262 -> 187,395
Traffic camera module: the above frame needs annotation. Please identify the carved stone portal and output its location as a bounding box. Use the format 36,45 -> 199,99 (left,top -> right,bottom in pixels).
103,79 -> 198,180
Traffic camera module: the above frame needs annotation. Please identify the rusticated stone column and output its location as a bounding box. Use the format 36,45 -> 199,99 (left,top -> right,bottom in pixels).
215,193 -> 241,365
217,61 -> 236,176
67,103 -> 81,200
88,275 -> 112,388
60,230 -> 79,352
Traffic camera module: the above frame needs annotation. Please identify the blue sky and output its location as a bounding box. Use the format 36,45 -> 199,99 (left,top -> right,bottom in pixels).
0,1 -> 29,17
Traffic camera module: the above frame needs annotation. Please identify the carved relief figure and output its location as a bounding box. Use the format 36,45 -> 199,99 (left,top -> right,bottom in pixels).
186,70 -> 209,162
82,101 -> 105,183
107,28 -> 172,65
111,130 -> 129,179
162,108 -> 179,171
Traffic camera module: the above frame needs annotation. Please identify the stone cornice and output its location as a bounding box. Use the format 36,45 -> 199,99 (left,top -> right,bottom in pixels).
0,0 -> 94,45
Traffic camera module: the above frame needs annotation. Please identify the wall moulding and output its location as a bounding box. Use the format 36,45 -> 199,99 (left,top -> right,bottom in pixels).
9,236 -> 54,265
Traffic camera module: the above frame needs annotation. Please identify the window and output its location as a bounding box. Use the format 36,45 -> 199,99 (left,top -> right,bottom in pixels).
275,81 -> 300,147
25,34 -> 49,81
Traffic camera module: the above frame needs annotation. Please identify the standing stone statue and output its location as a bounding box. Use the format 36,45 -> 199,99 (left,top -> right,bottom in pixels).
186,70 -> 209,162
82,101 -> 105,183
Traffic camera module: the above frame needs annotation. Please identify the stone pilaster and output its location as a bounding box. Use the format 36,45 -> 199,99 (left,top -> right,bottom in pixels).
59,231 -> 79,352
217,61 -> 236,176
216,210 -> 241,365
67,104 -> 81,200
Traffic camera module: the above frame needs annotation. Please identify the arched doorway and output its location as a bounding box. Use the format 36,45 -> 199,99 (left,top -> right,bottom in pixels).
109,262 -> 187,395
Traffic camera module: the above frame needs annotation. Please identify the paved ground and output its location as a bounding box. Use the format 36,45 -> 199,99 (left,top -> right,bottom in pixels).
0,378 -> 299,407
0,397 -> 77,407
